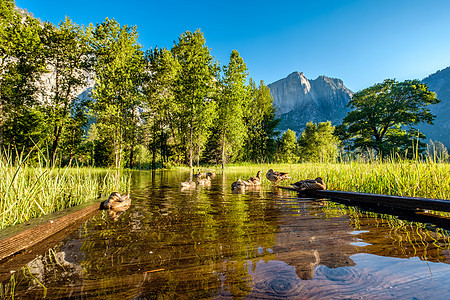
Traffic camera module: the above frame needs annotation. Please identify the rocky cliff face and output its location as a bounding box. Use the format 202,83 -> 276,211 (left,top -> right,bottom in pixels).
420,66 -> 450,148
268,72 -> 353,134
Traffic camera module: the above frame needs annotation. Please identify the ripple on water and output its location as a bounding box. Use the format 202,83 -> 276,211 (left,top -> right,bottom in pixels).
248,260 -> 304,299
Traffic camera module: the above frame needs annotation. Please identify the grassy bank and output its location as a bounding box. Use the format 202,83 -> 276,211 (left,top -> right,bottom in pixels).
0,152 -> 130,229
222,160 -> 450,200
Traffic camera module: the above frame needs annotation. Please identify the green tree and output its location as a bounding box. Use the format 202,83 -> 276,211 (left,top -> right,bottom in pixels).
0,6 -> 47,153
217,50 -> 249,168
144,47 -> 180,168
91,18 -> 144,168
171,30 -> 218,168
243,79 -> 279,162
340,79 -> 439,156
40,18 -> 93,164
298,121 -> 339,162
277,129 -> 299,163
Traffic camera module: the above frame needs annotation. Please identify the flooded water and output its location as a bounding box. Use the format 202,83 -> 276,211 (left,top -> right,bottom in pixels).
1,170 -> 450,299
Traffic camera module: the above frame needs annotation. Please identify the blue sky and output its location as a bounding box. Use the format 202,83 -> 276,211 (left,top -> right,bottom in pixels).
15,0 -> 450,92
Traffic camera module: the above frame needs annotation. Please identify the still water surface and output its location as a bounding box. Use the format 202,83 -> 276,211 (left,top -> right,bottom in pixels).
2,170 -> 450,299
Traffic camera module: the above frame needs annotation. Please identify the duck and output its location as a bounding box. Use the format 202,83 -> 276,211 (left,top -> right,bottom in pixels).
291,177 -> 326,191
100,192 -> 131,210
193,169 -> 207,178
197,175 -> 211,186
245,171 -> 262,186
180,180 -> 196,188
206,171 -> 216,178
266,169 -> 290,186
231,178 -> 246,190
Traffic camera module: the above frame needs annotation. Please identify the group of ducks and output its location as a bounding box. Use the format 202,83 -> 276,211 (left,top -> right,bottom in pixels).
100,169 -> 326,219
180,170 -> 216,188
232,169 -> 326,192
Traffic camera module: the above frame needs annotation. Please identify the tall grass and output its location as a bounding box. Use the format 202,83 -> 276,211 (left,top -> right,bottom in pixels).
223,159 -> 450,200
0,149 -> 130,229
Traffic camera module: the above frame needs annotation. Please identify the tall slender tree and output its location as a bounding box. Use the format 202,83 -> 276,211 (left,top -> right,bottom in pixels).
91,18 -> 144,168
243,79 -> 279,162
40,18 -> 93,164
217,50 -> 249,168
144,47 -> 180,168
171,30 -> 218,168
0,6 -> 47,153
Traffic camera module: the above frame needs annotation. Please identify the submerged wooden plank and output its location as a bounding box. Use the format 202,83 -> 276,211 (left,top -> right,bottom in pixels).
278,186 -> 450,212
0,201 -> 100,261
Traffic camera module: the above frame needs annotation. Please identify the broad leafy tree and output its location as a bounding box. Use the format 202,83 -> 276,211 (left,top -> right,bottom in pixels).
340,79 -> 439,156
277,129 -> 299,163
298,121 -> 339,162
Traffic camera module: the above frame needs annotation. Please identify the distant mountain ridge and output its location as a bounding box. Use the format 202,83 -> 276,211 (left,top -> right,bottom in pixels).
268,71 -> 353,134
269,68 -> 450,148
420,66 -> 450,147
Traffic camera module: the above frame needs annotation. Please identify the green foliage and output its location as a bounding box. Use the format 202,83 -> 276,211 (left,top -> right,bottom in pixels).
216,50 -> 249,167
40,18 -> 93,164
341,79 -> 439,157
277,129 -> 299,163
91,18 -> 144,169
171,30 -> 218,168
298,121 -> 339,162
243,79 -> 279,162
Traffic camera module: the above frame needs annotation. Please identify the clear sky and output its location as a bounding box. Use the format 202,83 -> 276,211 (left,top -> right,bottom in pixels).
15,0 -> 450,92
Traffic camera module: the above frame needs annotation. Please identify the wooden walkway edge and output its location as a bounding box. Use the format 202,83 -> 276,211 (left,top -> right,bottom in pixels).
0,202 -> 100,262
278,186 -> 450,212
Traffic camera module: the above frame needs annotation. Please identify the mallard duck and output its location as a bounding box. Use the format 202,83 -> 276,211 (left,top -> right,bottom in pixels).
266,169 -> 290,186
206,171 -> 216,178
181,180 -> 196,188
247,171 -> 262,186
197,175 -> 211,186
231,178 -> 246,190
100,192 -> 131,210
193,169 -> 207,178
291,177 -> 326,191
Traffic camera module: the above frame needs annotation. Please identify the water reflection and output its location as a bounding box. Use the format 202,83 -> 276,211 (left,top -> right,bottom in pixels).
1,170 -> 450,299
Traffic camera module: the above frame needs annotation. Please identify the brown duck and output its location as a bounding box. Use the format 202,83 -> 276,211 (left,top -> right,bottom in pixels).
231,178 -> 246,190
100,192 -> 131,210
291,177 -> 326,191
181,179 -> 196,188
197,175 -> 211,186
246,171 -> 262,186
266,169 -> 290,186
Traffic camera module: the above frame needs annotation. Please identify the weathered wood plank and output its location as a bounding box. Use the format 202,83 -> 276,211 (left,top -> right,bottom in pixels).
278,186 -> 450,212
0,202 -> 100,261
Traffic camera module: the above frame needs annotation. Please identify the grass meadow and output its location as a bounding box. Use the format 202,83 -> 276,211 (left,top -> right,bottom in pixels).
222,160 -> 450,200
0,150 -> 130,229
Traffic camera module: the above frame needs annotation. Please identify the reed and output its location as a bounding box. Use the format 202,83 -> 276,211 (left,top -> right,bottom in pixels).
223,159 -> 450,200
0,149 -> 130,229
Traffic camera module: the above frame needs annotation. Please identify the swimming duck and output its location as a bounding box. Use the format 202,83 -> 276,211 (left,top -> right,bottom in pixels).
231,178 -> 246,190
197,175 -> 211,186
100,192 -> 131,210
206,171 -> 216,178
246,171 -> 262,186
181,180 -> 196,188
266,169 -> 290,186
193,169 -> 207,178
291,177 -> 326,191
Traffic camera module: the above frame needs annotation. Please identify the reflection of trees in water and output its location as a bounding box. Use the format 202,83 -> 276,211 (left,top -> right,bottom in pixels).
4,171 -> 450,299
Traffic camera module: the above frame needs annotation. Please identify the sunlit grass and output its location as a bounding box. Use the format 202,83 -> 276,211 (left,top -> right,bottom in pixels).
0,150 -> 130,229
222,160 -> 450,200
